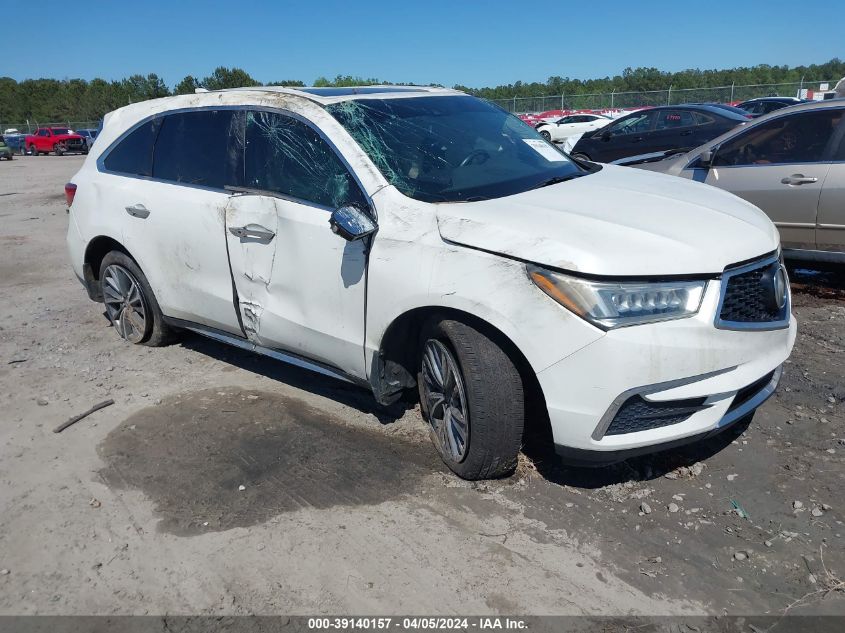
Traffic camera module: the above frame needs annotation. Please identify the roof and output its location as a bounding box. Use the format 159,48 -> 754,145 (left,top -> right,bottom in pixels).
213,84 -> 465,105
739,96 -> 804,103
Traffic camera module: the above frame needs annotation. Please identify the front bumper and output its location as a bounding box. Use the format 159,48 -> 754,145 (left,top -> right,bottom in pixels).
536,277 -> 796,459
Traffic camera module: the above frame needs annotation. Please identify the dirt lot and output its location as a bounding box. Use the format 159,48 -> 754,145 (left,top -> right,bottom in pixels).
0,155 -> 843,616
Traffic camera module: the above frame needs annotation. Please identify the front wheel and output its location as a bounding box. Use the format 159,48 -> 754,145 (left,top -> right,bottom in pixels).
418,319 -> 525,480
571,152 -> 591,162
540,130 -> 552,142
28,145 -> 38,156
53,143 -> 64,156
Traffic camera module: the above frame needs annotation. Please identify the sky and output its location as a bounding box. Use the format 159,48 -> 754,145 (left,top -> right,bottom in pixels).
3,0 -> 843,88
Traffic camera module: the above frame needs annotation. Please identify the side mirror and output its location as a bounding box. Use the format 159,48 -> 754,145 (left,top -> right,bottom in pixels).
600,131 -> 611,141
329,205 -> 377,241
698,149 -> 714,167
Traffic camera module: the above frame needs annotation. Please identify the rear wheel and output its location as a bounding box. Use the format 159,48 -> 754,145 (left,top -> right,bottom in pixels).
99,251 -> 176,346
418,318 -> 525,480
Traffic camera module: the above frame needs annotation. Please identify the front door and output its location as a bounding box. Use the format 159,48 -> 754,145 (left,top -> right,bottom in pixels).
704,109 -> 842,250
224,110 -> 372,378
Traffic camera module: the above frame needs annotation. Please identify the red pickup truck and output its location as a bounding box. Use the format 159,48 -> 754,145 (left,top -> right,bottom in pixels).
26,127 -> 87,156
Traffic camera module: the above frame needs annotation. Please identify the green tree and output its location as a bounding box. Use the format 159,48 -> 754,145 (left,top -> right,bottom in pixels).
174,75 -> 201,95
201,67 -> 261,90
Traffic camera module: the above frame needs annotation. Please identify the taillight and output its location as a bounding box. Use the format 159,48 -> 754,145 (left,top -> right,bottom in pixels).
65,182 -> 77,207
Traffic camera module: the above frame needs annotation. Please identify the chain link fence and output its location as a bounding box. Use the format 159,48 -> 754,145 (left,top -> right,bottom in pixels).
490,80 -> 836,114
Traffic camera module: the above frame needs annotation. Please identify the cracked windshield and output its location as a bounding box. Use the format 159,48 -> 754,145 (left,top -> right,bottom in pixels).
327,96 -> 585,203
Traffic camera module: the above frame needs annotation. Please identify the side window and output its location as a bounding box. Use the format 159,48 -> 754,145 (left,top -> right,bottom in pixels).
655,110 -> 695,130
607,111 -> 655,136
38,129 -> 49,137
103,118 -> 162,176
693,112 -> 715,126
153,110 -> 241,188
244,110 -> 367,209
713,110 -> 843,166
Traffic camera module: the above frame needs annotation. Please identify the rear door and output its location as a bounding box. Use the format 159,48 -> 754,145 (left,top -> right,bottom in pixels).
646,109 -> 692,154
224,109 -> 372,378
108,109 -> 243,334
704,108 -> 841,250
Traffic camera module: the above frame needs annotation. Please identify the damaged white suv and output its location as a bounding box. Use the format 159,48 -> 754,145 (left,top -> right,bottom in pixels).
66,86 -> 796,480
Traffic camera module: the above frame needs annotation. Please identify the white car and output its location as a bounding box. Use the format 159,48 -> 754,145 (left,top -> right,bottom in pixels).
536,113 -> 611,143
66,86 -> 796,480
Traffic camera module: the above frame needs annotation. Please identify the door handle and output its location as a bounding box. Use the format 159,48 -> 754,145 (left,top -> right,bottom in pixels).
125,203 -> 150,219
780,174 -> 819,186
229,224 -> 276,242
680,130 -> 693,136
632,136 -> 643,143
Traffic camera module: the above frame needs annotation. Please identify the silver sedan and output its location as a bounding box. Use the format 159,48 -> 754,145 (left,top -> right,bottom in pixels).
624,100 -> 845,263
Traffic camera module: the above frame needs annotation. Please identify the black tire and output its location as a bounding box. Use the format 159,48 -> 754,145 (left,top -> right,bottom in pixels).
54,143 -> 64,157
540,130 -> 552,142
418,318 -> 525,480
99,251 -> 177,347
28,144 -> 38,156
571,152 -> 591,162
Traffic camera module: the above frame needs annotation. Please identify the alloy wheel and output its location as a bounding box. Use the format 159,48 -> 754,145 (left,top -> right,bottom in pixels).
102,264 -> 147,343
421,339 -> 470,462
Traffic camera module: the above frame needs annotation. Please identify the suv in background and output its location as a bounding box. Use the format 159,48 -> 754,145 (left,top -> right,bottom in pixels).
66,86 -> 795,479
26,127 -> 87,156
76,128 -> 99,150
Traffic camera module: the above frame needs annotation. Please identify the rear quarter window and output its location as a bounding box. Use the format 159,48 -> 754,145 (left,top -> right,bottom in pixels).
103,118 -> 162,177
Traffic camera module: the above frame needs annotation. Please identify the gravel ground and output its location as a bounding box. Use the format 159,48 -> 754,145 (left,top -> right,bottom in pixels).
0,155 -> 843,616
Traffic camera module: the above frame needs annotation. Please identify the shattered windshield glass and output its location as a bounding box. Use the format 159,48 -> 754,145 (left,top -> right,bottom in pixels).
326,96 -> 585,203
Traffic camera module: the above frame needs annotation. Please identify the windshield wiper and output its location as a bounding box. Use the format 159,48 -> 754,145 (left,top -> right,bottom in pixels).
530,173 -> 585,190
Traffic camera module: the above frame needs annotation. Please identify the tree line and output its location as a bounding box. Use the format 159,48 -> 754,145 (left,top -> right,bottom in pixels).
2,60 -> 843,125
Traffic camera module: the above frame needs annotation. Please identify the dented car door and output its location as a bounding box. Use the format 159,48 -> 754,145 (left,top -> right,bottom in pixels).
224,110 -> 370,378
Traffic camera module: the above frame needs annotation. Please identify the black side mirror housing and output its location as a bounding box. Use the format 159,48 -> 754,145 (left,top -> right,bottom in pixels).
329,205 -> 377,241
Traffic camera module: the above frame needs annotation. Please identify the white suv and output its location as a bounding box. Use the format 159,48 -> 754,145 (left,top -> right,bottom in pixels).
66,86 -> 796,480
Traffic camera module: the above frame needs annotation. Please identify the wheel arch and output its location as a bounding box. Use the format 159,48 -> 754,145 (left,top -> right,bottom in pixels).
372,305 -> 550,441
82,235 -> 135,301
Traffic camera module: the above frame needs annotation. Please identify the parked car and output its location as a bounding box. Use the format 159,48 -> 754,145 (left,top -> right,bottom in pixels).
625,100 -> 845,263
76,128 -> 99,150
2,132 -> 27,154
735,97 -> 808,118
536,113 -> 611,143
26,127 -> 87,156
66,86 -> 795,479
570,105 -> 749,163
0,136 -> 13,160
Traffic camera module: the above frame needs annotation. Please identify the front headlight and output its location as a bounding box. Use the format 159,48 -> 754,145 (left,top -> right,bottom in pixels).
527,265 -> 707,330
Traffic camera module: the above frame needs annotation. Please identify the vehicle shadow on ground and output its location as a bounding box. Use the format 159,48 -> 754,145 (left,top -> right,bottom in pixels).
787,262 -> 845,300
522,416 -> 751,489
176,331 -> 413,425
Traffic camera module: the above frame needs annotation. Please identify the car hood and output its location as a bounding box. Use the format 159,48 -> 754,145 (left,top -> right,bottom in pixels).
435,164 -> 779,276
